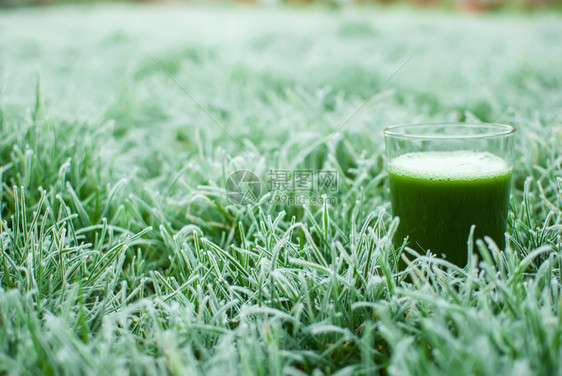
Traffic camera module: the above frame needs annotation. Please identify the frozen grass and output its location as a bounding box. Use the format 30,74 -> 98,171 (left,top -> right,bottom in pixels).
0,4 -> 561,375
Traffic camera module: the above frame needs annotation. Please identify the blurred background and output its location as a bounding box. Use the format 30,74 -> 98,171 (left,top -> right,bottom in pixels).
1,0 -> 561,11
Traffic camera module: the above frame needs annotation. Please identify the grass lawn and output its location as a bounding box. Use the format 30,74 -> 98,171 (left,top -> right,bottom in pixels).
0,4 -> 561,375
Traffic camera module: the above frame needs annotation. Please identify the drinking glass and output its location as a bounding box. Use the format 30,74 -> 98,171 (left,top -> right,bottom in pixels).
384,122 -> 516,266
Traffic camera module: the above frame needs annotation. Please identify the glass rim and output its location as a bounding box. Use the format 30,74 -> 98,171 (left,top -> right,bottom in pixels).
384,122 -> 516,140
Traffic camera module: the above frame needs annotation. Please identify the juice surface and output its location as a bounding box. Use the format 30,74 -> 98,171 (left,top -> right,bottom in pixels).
389,151 -> 512,266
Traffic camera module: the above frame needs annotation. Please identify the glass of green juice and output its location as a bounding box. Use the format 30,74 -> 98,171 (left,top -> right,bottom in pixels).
384,123 -> 516,267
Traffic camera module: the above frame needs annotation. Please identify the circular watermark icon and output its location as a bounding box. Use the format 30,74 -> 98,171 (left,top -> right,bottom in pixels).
225,170 -> 261,205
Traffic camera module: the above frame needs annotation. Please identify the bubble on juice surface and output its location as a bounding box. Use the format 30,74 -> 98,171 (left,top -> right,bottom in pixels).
389,151 -> 511,180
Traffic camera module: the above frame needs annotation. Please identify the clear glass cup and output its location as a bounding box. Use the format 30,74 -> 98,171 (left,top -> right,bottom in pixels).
384,122 -> 516,267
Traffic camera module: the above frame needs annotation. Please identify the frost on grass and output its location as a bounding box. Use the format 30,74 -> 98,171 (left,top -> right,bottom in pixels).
0,5 -> 561,375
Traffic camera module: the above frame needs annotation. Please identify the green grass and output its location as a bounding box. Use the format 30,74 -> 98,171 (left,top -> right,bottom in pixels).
0,4 -> 561,375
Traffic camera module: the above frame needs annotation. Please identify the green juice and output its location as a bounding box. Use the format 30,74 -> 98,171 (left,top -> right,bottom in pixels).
389,151 -> 512,266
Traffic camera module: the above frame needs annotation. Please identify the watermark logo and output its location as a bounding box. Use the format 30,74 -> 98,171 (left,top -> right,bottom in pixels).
225,170 -> 262,205
226,169 -> 338,205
